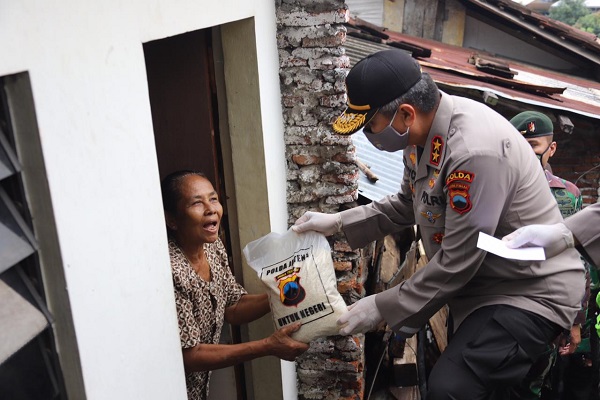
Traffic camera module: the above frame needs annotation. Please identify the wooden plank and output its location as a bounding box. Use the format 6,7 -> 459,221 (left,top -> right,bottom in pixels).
422,0 -> 440,40
352,17 -> 390,39
387,40 -> 432,58
414,242 -> 448,352
356,158 -> 379,182
442,0 -> 466,46
402,0 -> 423,37
380,235 -> 402,284
391,335 -> 420,399
383,0 -> 405,33
390,386 -> 420,400
403,0 -> 438,39
398,335 -> 417,364
383,232 -> 447,396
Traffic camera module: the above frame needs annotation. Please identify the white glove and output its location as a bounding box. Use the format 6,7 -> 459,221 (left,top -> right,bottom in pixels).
503,222 -> 574,259
292,211 -> 342,236
337,295 -> 383,335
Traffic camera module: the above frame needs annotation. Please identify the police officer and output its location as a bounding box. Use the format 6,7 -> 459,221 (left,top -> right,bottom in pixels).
504,203 -> 600,267
292,49 -> 585,399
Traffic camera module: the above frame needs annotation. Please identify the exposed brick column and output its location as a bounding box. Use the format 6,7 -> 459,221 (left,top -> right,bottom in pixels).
276,1 -> 368,398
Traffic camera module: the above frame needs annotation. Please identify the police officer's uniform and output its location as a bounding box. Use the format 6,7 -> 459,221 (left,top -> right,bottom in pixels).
338,90 -> 585,398
567,203 -> 600,268
341,92 -> 583,333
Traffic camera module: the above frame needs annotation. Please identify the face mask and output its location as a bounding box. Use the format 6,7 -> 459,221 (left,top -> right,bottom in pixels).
535,143 -> 552,166
363,109 -> 410,152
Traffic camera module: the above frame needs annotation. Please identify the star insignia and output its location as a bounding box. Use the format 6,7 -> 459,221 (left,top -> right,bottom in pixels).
430,136 -> 443,166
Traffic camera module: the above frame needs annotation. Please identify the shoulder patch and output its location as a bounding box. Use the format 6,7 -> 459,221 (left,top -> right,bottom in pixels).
446,171 -> 475,215
448,185 -> 472,214
446,170 -> 475,185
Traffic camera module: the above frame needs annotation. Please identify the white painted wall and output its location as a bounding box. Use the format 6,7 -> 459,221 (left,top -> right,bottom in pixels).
0,1 -> 289,398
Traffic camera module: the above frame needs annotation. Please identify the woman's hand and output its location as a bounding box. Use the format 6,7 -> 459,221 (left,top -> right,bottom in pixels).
182,322 -> 308,372
265,323 -> 309,361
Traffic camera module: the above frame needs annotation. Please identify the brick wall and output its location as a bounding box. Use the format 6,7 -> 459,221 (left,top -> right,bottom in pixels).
275,0 -> 368,398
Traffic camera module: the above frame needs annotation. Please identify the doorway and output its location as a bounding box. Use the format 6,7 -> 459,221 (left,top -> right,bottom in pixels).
143,27 -> 244,400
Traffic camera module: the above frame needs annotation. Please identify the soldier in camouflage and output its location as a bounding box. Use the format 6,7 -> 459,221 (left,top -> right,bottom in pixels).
510,111 -> 593,400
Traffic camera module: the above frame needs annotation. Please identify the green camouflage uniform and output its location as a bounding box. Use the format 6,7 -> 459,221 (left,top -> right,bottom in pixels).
513,171 -> 585,399
508,111 -> 588,399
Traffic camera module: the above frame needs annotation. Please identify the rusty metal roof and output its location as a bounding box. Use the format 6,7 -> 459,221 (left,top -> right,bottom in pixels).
345,14 -> 600,200
457,0 -> 600,65
345,18 -> 600,119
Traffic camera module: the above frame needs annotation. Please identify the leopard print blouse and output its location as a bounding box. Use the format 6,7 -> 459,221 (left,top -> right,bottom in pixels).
169,239 -> 247,400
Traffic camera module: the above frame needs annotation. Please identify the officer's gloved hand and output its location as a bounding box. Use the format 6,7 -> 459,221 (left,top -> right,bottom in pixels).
503,222 -> 574,259
337,295 -> 383,335
292,211 -> 342,236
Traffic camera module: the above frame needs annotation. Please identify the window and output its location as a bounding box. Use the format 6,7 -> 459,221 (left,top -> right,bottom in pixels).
0,76 -> 66,400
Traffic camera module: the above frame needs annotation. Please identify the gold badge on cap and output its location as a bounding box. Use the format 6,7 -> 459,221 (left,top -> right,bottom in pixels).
333,112 -> 366,135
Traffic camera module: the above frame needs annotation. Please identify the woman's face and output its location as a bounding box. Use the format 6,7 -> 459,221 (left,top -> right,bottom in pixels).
169,175 -> 223,244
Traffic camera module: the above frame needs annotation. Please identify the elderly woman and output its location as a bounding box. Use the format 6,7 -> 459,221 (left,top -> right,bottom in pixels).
161,170 -> 308,400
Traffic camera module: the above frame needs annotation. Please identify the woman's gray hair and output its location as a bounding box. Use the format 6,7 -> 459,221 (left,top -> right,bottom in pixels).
379,73 -> 439,116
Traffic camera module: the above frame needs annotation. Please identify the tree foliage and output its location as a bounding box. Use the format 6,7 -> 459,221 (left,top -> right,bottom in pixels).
549,0 -> 591,25
575,12 -> 600,35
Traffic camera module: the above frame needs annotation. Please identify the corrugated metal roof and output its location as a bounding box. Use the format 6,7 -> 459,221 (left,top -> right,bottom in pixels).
345,16 -> 600,200
344,25 -> 600,119
354,131 -> 405,201
344,35 -> 398,65
345,10 -> 600,200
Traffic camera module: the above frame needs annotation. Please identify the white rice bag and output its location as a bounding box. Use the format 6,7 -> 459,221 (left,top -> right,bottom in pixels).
243,229 -> 347,343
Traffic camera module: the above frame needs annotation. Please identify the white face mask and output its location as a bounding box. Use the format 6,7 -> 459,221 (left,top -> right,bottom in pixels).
363,109 -> 410,152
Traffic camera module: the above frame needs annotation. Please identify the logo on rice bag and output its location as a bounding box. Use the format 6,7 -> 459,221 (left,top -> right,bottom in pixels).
276,269 -> 306,306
